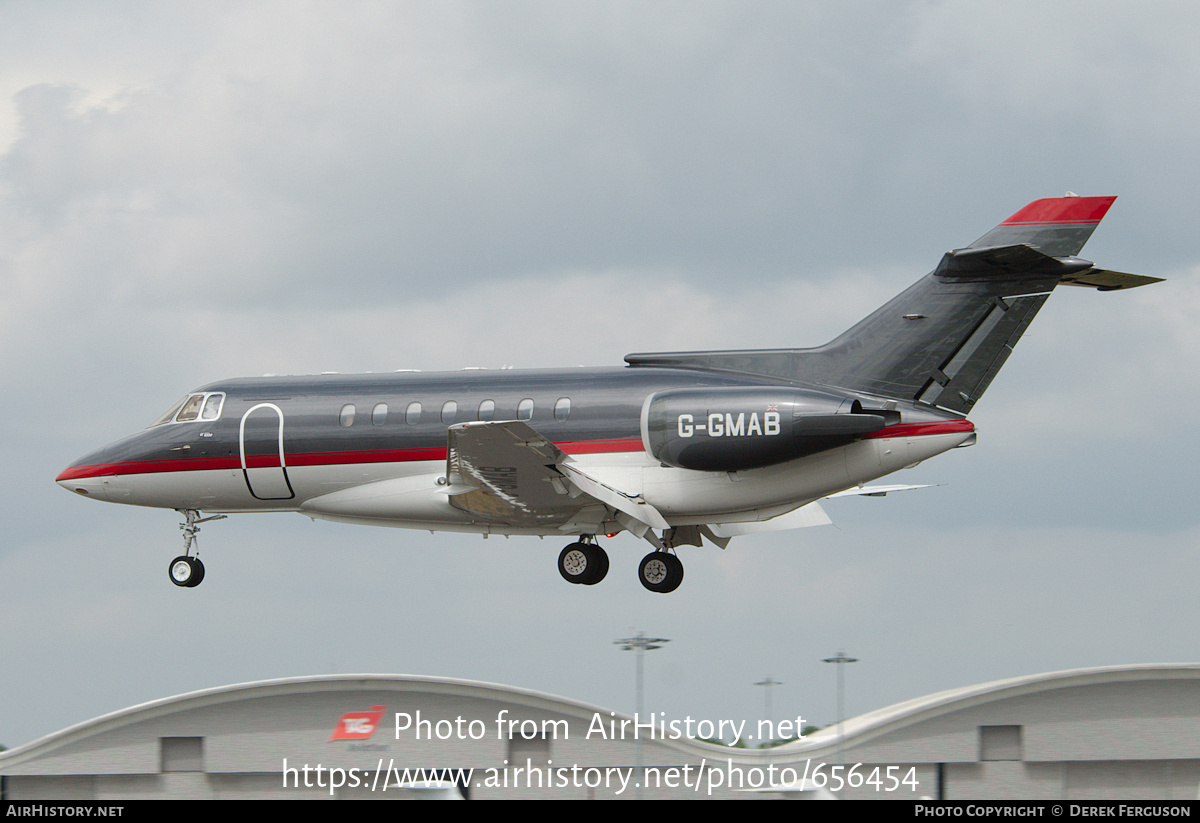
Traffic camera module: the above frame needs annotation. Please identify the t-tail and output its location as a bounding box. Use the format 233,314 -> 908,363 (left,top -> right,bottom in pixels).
626,194 -> 1161,415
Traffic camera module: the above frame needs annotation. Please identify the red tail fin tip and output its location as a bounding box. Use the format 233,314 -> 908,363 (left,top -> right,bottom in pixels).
1001,195 -> 1116,226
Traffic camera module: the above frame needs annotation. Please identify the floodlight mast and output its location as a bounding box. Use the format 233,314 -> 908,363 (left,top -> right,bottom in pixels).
822,650 -> 858,767
754,676 -> 783,745
615,631 -> 669,798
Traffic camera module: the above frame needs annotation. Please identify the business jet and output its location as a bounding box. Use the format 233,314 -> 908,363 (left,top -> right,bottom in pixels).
56,195 -> 1159,593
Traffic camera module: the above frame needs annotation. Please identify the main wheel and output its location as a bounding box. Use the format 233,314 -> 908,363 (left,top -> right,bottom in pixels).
638,551 -> 684,593
169,555 -> 200,587
582,545 -> 608,586
559,543 -> 607,585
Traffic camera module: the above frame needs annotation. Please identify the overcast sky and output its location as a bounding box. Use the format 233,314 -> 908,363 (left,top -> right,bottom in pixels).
2,1 -> 1198,749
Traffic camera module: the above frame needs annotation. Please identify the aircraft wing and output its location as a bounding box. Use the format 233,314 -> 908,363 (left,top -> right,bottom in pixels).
704,483 -> 935,544
826,483 -> 934,498
446,421 -> 669,533
706,501 -> 832,538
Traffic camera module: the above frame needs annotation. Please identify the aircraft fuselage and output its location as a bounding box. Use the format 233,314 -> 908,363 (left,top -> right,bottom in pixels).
57,365 -> 970,534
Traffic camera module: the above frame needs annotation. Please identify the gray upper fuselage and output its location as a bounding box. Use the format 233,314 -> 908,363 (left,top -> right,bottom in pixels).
65,365 -> 956,481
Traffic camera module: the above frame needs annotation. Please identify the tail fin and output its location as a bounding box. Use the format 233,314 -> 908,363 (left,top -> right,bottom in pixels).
968,195 -> 1116,257
626,195 -> 1161,415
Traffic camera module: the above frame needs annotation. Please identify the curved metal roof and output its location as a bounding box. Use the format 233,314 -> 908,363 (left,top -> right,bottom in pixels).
4,664 -> 1198,770
778,662 -> 1200,757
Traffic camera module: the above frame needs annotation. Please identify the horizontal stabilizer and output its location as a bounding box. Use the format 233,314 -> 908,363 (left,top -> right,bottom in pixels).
1059,269 -> 1164,291
934,244 -> 1092,278
937,245 -> 1162,290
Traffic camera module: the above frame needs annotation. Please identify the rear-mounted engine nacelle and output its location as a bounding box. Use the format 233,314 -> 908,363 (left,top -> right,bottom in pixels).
641,386 -> 893,471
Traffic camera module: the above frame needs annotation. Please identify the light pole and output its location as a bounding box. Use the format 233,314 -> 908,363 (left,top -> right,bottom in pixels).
753,676 -> 782,746
615,632 -> 669,798
822,650 -> 858,766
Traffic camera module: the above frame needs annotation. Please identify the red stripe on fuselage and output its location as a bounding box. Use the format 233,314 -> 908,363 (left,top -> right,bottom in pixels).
56,438 -> 648,481
57,426 -> 970,482
861,419 -> 975,439
558,438 -> 643,455
56,456 -> 240,481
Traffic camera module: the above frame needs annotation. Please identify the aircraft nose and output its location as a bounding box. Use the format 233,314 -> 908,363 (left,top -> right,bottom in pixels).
56,447 -> 113,500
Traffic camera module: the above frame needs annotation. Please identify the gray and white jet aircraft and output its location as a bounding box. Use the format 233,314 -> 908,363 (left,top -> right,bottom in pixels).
57,195 -> 1160,593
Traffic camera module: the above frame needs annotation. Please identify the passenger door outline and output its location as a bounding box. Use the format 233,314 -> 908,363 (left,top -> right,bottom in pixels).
239,403 -> 295,500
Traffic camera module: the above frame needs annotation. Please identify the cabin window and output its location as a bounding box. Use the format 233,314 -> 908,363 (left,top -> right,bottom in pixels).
405,401 -> 422,425
372,403 -> 388,426
200,393 -> 225,421
518,398 -> 534,420
478,399 -> 495,421
441,400 -> 458,424
340,404 -> 356,427
554,397 -> 571,421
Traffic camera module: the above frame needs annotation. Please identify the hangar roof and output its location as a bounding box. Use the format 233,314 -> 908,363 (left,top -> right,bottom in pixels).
3,664 -> 1199,771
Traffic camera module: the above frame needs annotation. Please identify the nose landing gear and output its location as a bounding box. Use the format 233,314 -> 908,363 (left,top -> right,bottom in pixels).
170,509 -> 224,588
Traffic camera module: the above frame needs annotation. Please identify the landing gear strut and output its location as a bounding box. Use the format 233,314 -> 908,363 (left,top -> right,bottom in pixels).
557,538 -> 609,585
170,509 -> 224,588
638,551 -> 684,594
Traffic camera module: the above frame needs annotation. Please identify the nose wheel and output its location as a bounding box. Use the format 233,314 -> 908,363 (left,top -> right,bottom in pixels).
169,555 -> 205,587
638,551 -> 684,593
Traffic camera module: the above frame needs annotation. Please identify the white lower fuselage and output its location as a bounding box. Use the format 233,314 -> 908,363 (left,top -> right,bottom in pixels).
60,426 -> 972,536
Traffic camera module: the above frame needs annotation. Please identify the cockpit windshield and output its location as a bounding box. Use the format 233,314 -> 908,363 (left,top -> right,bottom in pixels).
148,392 -> 225,427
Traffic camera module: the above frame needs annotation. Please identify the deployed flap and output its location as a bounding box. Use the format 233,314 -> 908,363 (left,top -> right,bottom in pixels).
446,420 -> 668,532
446,421 -> 580,526
558,463 -> 669,530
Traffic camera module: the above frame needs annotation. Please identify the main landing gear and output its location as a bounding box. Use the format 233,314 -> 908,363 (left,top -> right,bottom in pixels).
556,537 -> 686,593
169,509 -> 224,588
557,539 -> 609,585
638,550 -> 684,594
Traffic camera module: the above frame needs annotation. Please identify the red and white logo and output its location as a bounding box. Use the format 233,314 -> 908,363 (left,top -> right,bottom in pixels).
329,705 -> 387,741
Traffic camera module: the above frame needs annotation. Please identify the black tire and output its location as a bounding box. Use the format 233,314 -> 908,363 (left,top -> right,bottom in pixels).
559,543 -> 609,585
638,551 -> 684,593
582,546 -> 609,585
186,558 -> 205,588
169,555 -> 197,587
